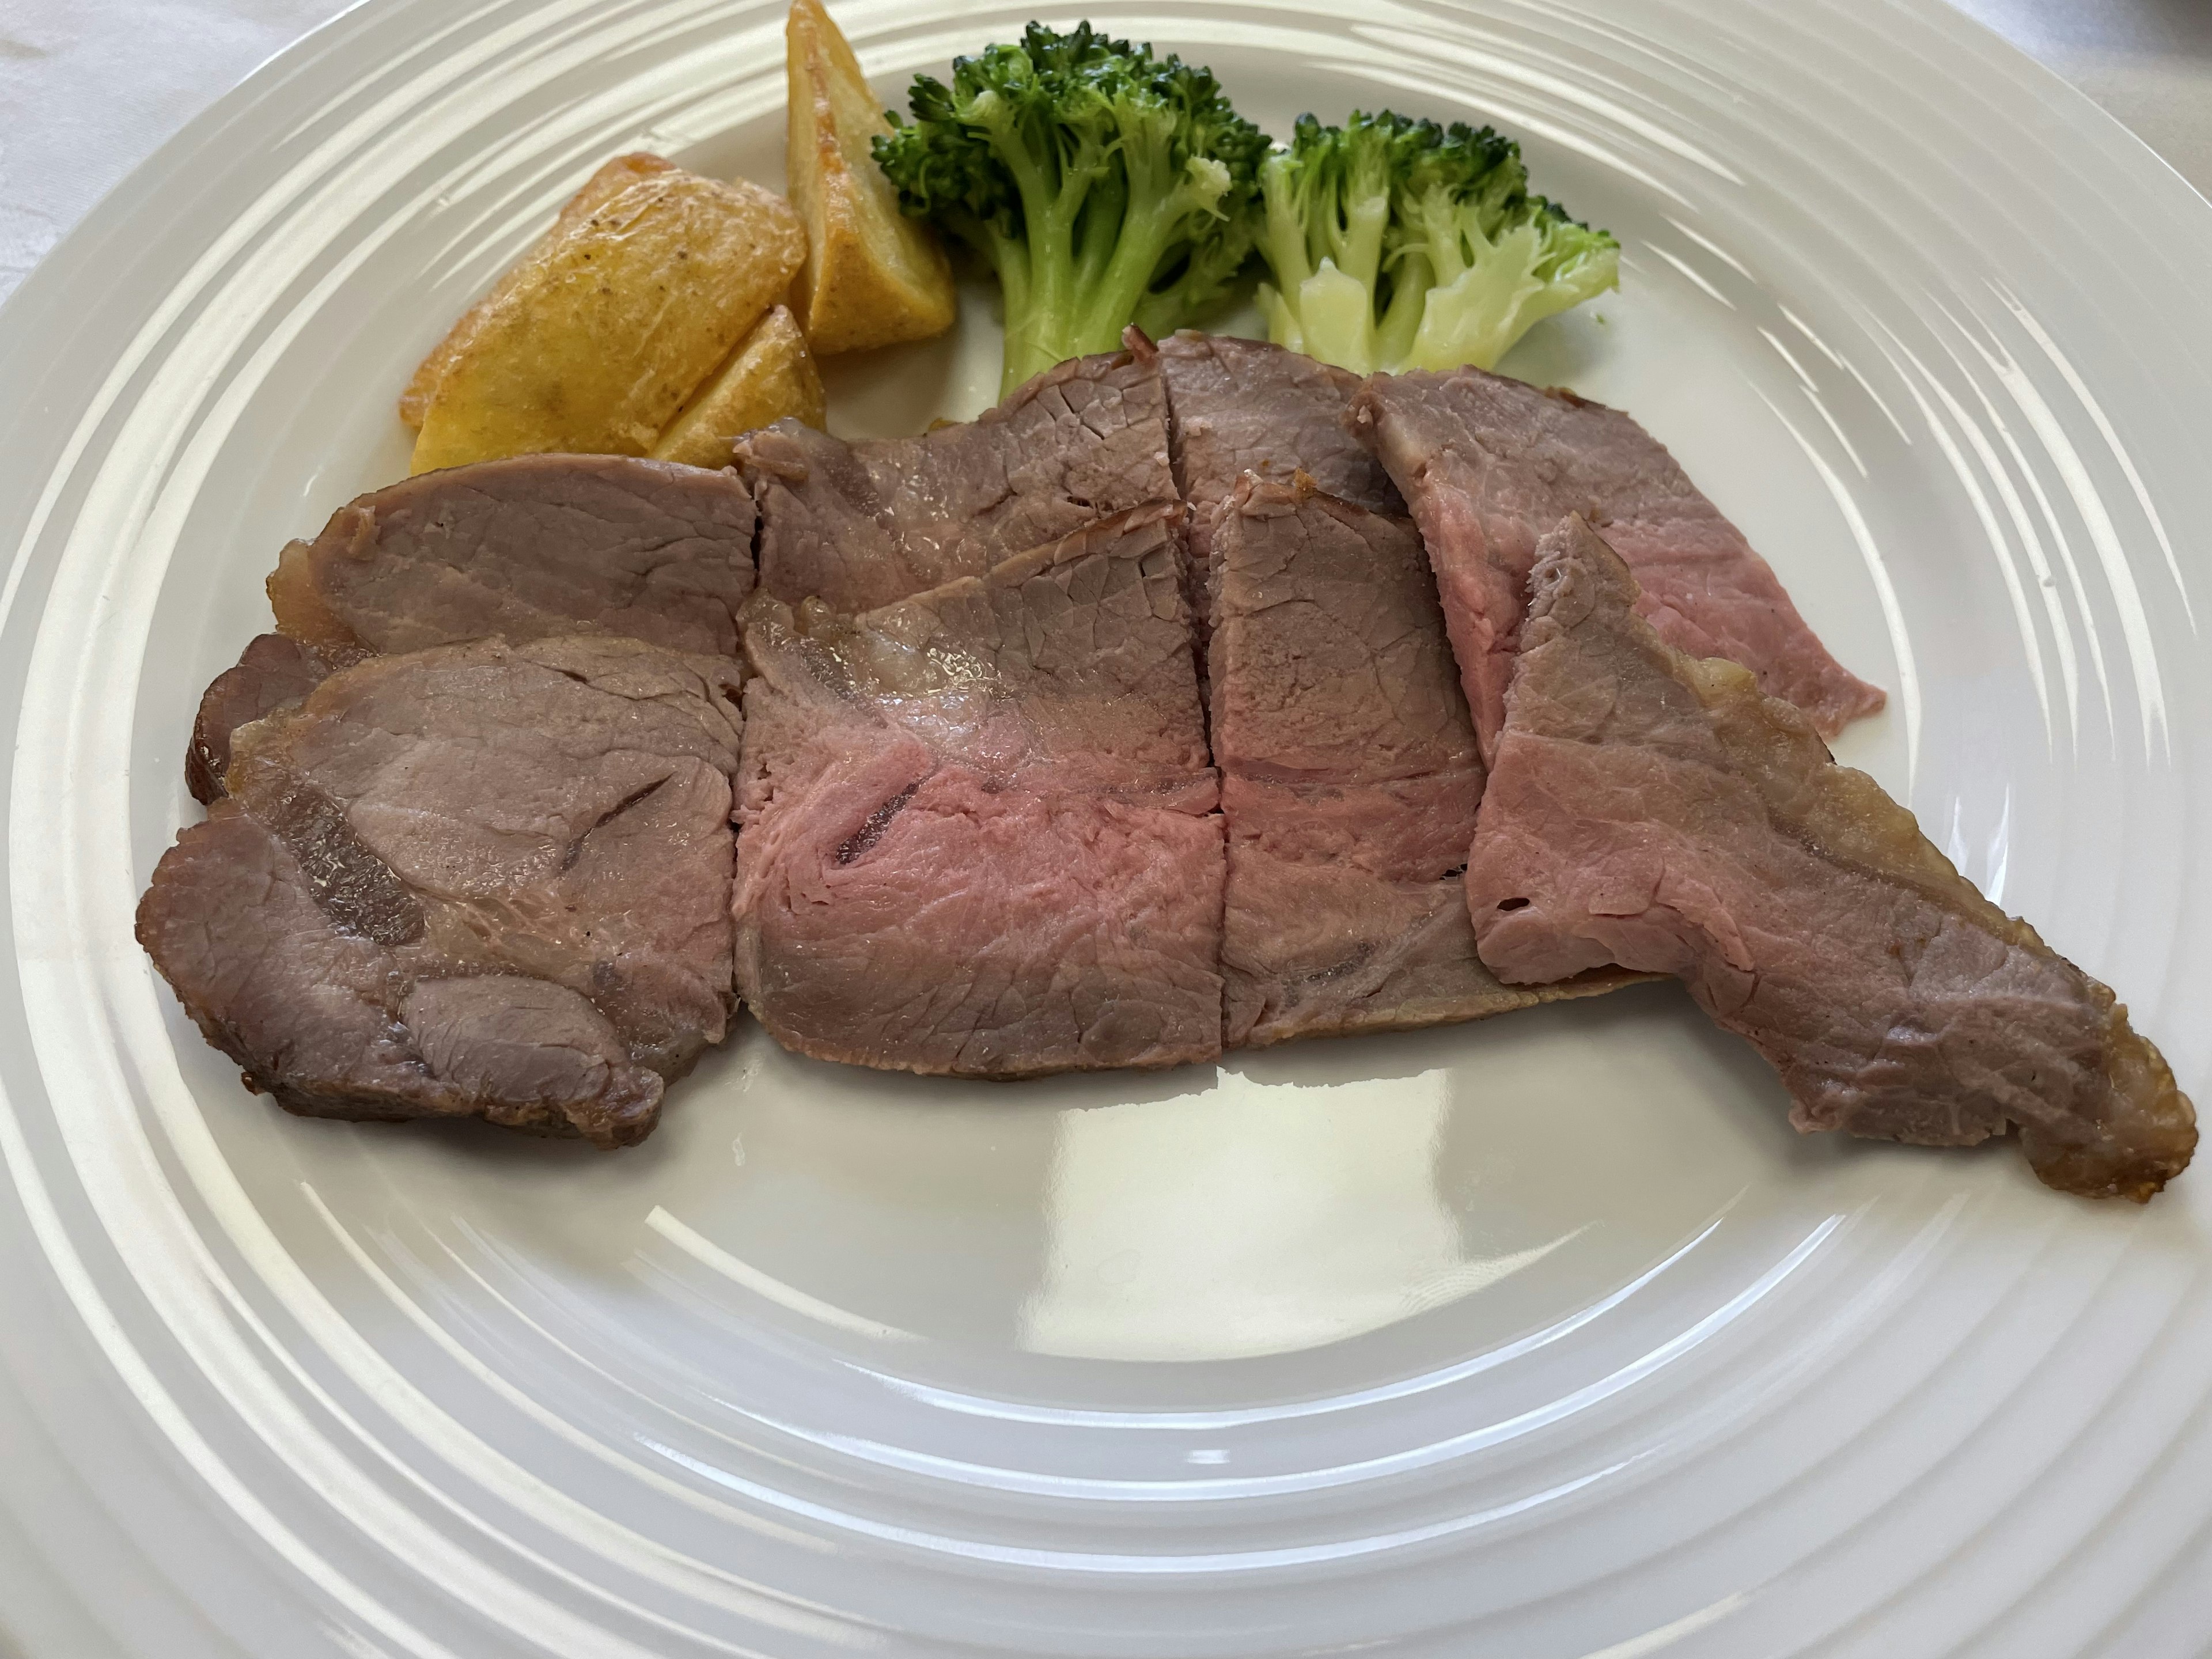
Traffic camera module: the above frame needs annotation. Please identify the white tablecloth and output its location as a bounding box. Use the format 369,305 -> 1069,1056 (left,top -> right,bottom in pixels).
0,0 -> 354,301
1949,0 -> 2212,192
1,0 -> 2209,309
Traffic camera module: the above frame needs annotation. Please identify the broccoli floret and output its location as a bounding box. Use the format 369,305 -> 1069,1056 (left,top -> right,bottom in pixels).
1257,111 -> 1619,376
874,22 -> 1270,395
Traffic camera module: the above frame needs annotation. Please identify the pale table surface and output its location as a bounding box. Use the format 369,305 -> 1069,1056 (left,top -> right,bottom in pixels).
0,0 -> 2209,308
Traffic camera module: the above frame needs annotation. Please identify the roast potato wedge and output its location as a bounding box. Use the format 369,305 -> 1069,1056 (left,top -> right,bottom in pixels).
650,304 -> 824,468
785,0 -> 956,354
400,153 -> 676,430
409,168 -> 805,474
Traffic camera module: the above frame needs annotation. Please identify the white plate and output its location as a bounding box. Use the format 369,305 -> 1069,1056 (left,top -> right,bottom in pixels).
3,1 -> 2210,1653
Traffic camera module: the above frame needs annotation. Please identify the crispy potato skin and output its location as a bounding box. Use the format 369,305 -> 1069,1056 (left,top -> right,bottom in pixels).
650,305 -> 825,468
400,153 -> 675,431
408,168 -> 804,474
786,0 -> 956,354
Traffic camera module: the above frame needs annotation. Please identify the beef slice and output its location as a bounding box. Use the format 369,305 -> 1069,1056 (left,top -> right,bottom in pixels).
1353,367 -> 1885,751
1468,514 -> 2194,1200
740,332 -> 1173,613
187,632 -> 353,804
1160,331 -> 1403,580
138,635 -> 745,1145
267,452 -> 758,660
736,502 -> 1224,1077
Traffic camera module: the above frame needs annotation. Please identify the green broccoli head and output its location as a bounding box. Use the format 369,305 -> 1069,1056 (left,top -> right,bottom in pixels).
1257,110 -> 1618,376
876,23 -> 1270,394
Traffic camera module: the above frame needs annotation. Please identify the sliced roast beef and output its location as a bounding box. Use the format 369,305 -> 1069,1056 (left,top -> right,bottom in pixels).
739,332 -> 1173,613
1159,331 -> 1402,580
1352,368 -> 1884,751
736,502 -> 1224,1077
138,635 -> 744,1145
1212,476 -> 1631,1045
1468,516 -> 2194,1200
186,632 -> 352,804
266,452 -> 757,660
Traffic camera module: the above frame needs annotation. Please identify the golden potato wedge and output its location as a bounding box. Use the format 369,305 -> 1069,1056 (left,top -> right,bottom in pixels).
409,169 -> 805,475
650,305 -> 824,468
786,0 -> 957,354
400,152 -> 675,430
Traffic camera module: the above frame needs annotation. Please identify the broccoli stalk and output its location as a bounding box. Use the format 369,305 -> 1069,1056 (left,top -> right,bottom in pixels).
875,24 -> 1269,395
1257,112 -> 1619,376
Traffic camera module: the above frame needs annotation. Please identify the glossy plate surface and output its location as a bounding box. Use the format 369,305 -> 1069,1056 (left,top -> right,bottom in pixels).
3,2 -> 2211,1654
